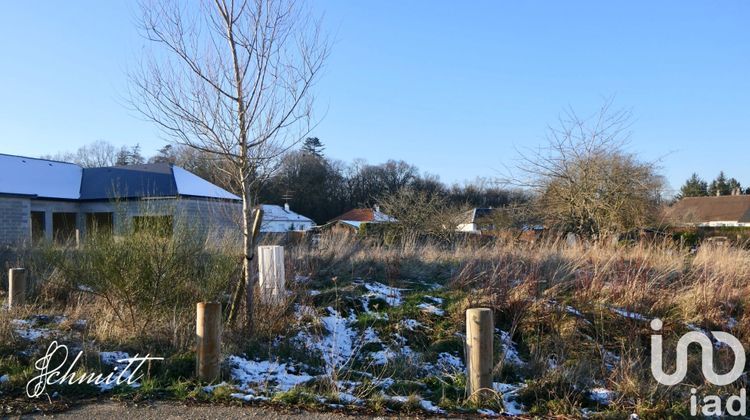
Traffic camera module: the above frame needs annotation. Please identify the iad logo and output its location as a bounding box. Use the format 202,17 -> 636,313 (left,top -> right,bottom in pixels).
650,318 -> 747,416
650,318 -> 745,386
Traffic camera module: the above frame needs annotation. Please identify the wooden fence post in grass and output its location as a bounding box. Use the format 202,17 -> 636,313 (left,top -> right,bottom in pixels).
196,302 -> 222,382
466,307 -> 493,402
8,268 -> 27,308
258,245 -> 285,304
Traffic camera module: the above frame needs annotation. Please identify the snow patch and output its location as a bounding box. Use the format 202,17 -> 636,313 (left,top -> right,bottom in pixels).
363,282 -> 403,306
400,319 -> 422,331
499,331 -> 524,365
436,352 -> 464,371
493,382 -> 526,415
610,308 -> 649,321
228,355 -> 314,392
98,351 -> 139,391
296,307 -> 358,372
589,387 -> 615,405
417,303 -> 445,316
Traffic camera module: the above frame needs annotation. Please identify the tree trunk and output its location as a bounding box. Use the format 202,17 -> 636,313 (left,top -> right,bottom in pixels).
242,182 -> 255,332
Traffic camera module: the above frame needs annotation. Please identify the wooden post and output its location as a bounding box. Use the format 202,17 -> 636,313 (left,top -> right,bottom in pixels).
466,307 -> 493,402
196,302 -> 222,382
8,268 -> 27,308
258,245 -> 285,303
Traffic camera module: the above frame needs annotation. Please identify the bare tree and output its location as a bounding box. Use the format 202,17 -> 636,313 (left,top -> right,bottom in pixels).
43,140 -> 119,167
129,0 -> 328,329
509,100 -> 664,237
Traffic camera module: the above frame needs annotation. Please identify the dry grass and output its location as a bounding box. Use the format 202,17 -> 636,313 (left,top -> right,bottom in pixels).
4,230 -> 749,415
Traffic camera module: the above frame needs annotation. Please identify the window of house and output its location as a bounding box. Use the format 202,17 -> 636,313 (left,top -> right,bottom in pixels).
133,215 -> 173,237
31,211 -> 45,243
52,212 -> 77,244
86,212 -> 114,236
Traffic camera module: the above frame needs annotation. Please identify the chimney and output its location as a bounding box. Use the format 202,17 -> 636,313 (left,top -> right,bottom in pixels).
284,202 -> 290,211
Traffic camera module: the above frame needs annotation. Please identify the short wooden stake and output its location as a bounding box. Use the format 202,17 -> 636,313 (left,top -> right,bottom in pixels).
258,245 -> 285,303
196,302 -> 222,382
8,268 -> 27,308
466,307 -> 493,402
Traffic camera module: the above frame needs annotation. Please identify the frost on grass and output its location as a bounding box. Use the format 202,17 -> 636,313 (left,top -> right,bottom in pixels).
228,356 -> 314,393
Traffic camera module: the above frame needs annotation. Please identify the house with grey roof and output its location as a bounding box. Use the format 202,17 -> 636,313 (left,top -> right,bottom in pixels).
0,153 -> 241,246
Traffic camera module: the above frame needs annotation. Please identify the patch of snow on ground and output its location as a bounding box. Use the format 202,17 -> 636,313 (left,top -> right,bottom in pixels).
400,319 -> 422,331
228,355 -> 313,392
436,352 -> 464,372
610,308 -> 649,321
417,303 -> 445,316
308,290 -> 321,296
493,382 -> 526,415
369,349 -> 394,365
202,382 -> 228,393
420,399 -> 445,414
296,307 -> 358,372
363,282 -> 403,306
99,351 -> 138,391
589,387 -> 615,405
566,306 -> 583,317
11,319 -> 49,341
477,408 -> 499,416
230,392 -> 270,402
424,296 -> 443,304
0,374 -> 9,383
337,392 -> 362,404
363,327 -> 380,343
499,331 -> 524,365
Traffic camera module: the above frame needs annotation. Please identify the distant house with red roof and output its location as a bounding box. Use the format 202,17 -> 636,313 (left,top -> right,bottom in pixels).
325,205 -> 396,231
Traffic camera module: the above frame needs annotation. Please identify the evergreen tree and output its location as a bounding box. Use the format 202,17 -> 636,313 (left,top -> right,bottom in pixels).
678,173 -> 708,198
301,137 -> 325,158
708,171 -> 730,196
707,171 -> 742,196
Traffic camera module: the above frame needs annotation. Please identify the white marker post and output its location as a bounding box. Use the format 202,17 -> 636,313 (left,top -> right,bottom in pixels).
258,245 -> 285,303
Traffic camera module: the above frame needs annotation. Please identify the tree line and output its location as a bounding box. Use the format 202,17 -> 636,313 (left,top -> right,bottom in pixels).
43,138 -> 528,224
678,171 -> 748,198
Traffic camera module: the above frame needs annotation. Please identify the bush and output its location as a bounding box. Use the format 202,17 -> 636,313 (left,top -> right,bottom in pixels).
55,227 -> 239,348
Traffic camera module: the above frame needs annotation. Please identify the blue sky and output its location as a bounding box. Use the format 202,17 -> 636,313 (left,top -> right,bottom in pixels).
1,1 -> 748,193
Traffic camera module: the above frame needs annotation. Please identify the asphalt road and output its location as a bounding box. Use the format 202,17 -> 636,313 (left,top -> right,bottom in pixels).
12,401 -> 428,420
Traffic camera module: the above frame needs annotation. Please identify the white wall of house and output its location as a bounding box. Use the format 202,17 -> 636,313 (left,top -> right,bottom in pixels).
697,221 -> 750,227
457,222 -> 478,232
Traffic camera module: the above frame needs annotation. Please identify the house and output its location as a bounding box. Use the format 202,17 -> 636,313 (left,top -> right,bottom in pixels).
666,195 -> 750,227
0,153 -> 240,246
457,208 -> 498,233
259,203 -> 315,232
327,205 -> 396,230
